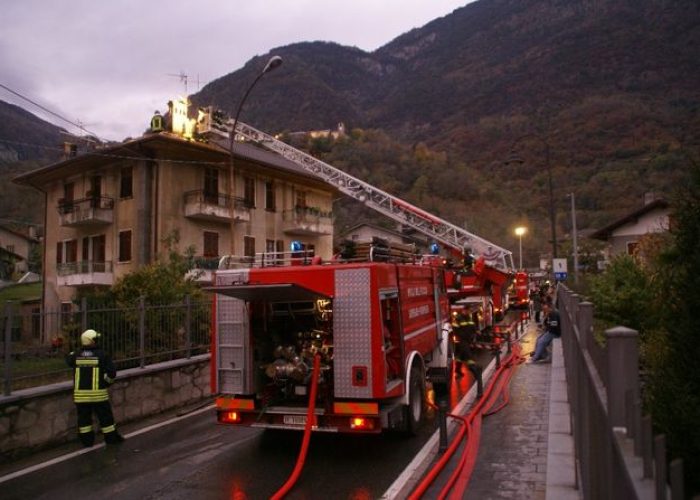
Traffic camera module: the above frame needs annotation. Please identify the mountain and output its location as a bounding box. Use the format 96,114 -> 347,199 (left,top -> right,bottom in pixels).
191,0 -> 700,255
0,99 -> 66,163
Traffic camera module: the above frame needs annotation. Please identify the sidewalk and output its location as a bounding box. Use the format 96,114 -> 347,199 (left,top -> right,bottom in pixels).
465,322 -> 579,500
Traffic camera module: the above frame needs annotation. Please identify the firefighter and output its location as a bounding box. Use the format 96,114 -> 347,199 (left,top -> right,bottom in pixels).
451,310 -> 483,396
461,246 -> 475,274
66,329 -> 124,447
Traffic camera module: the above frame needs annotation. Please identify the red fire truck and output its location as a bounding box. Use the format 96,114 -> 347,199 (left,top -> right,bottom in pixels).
198,113 -> 515,434
210,259 -> 451,433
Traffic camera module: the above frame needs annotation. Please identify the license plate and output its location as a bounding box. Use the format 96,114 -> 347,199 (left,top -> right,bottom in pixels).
283,415 -> 307,426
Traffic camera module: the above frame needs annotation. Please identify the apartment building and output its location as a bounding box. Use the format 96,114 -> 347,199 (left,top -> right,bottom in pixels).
14,117 -> 336,319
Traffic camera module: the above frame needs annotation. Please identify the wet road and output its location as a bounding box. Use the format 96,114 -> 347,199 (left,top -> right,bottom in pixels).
4,353 -> 494,500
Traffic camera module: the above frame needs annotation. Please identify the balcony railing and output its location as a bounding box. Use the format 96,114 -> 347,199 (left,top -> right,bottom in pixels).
282,206 -> 333,236
57,260 -> 114,286
185,256 -> 221,283
58,197 -> 114,227
183,190 -> 251,223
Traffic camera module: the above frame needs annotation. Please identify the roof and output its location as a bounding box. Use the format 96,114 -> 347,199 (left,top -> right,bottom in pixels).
13,132 -> 335,191
339,222 -> 407,240
0,224 -> 39,243
590,199 -> 670,240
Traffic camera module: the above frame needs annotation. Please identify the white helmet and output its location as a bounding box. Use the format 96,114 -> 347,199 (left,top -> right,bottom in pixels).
80,329 -> 100,346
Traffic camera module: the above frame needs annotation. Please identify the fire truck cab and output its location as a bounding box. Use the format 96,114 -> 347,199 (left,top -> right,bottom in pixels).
210,259 -> 451,434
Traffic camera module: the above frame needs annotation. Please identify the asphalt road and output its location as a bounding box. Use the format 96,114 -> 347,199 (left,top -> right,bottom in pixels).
3,351 -> 496,500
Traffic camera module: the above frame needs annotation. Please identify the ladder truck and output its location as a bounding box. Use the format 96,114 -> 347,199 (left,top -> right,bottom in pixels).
199,110 -> 514,434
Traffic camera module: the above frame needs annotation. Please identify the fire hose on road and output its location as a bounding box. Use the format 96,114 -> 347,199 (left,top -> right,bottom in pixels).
409,341 -> 525,499
271,353 -> 322,500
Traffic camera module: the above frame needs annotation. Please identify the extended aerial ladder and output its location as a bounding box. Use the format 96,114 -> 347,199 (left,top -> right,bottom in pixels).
196,110 -> 514,271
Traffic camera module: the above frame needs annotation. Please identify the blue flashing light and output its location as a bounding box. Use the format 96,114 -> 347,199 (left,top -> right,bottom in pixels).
430,243 -> 440,255
290,240 -> 303,252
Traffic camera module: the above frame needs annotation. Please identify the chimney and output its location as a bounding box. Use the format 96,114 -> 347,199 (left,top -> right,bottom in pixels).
63,142 -> 77,159
643,192 -> 658,205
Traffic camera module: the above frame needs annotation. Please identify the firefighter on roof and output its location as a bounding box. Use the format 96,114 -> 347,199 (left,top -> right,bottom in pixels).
66,329 -> 124,447
451,310 -> 483,397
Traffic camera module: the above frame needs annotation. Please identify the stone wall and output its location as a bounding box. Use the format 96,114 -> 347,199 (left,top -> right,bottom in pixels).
0,354 -> 211,461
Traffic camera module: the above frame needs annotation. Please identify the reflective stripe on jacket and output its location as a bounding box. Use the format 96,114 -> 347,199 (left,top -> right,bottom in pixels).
66,348 -> 116,403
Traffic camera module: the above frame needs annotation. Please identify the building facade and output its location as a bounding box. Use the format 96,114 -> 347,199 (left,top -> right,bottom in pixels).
590,197 -> 670,261
15,125 -> 335,338
0,225 -> 39,278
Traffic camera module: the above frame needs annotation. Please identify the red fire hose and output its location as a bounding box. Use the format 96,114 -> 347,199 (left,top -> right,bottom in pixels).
270,353 -> 321,500
410,337 -> 525,499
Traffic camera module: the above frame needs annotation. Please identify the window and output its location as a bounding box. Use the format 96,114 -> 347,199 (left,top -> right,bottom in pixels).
276,240 -> 284,254
119,230 -> 132,262
244,236 -> 255,258
65,240 -> 77,263
265,239 -> 276,265
627,241 -> 639,256
295,191 -> 307,209
204,231 -> 219,258
265,181 -> 276,211
120,167 -> 133,199
56,242 -> 63,264
244,177 -> 255,207
204,168 -> 219,204
63,182 -> 74,202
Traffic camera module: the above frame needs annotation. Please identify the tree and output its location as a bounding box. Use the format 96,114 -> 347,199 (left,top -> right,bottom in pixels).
644,162 -> 700,495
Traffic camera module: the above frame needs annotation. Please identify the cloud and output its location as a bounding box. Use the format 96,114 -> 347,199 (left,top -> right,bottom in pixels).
0,0 -> 473,140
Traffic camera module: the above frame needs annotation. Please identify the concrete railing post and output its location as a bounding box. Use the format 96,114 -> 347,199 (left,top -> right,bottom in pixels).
605,326 -> 640,428
3,303 -> 13,396
185,295 -> 192,359
81,296 -> 88,334
578,302 -> 593,351
139,296 -> 146,369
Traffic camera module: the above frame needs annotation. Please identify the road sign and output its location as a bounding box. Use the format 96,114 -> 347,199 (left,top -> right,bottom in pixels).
554,272 -> 568,281
553,258 -> 568,274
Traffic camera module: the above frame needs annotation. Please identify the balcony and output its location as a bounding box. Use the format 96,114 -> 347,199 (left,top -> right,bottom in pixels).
57,261 -> 114,287
184,190 -> 251,223
58,197 -> 114,227
185,256 -> 220,283
282,207 -> 333,236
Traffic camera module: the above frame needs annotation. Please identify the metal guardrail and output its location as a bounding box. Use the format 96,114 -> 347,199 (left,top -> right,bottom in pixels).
1,296 -> 212,396
558,285 -> 685,499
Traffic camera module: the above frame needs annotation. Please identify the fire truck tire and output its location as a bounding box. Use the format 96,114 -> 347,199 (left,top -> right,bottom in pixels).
405,366 -> 426,435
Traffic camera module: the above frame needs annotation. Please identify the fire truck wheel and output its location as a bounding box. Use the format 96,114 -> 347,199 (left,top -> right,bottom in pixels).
405,366 -> 426,435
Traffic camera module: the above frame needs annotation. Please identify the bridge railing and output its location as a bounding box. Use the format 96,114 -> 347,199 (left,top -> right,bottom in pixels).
558,285 -> 685,499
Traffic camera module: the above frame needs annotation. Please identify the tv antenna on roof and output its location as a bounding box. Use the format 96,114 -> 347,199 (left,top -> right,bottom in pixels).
167,72 -> 200,95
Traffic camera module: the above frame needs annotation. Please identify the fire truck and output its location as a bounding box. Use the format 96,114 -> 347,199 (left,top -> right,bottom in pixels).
199,113 -> 514,433
211,257 -> 450,433
508,271 -> 530,309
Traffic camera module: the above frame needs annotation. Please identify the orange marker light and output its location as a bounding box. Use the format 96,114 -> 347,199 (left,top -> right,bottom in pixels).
350,417 -> 375,430
220,411 -> 241,424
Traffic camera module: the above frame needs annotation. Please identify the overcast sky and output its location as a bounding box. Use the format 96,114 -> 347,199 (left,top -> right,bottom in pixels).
1,0 -> 473,142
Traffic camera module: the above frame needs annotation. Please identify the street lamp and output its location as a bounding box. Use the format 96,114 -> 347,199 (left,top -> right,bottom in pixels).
229,55 -> 283,254
514,226 -> 527,270
505,135 -> 558,262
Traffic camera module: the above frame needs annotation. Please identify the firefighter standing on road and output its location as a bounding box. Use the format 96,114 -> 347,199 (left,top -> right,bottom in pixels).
66,329 -> 124,447
451,310 -> 483,397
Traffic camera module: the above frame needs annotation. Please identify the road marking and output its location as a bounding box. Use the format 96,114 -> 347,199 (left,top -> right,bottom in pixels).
0,403 -> 215,485
380,354 -> 500,499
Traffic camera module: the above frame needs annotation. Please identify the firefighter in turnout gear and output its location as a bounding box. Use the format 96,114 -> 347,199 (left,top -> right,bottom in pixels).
451,310 -> 483,397
66,329 -> 124,447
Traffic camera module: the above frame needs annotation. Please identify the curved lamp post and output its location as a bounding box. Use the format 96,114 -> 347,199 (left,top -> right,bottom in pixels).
505,134 -> 558,261
229,55 -> 283,254
514,226 -> 527,270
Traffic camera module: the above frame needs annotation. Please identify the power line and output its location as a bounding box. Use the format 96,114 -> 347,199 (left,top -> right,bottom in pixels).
0,138 -> 227,167
0,82 -> 103,140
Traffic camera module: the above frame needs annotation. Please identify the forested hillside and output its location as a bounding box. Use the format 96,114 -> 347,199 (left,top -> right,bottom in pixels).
190,0 -> 699,257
